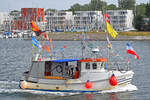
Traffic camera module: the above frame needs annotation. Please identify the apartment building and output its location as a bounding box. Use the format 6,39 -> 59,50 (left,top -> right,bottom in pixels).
106,10 -> 134,31
73,11 -> 104,32
21,8 -> 45,30
10,11 -> 22,31
1,9 -> 135,32
0,12 -> 9,30
45,11 -> 73,32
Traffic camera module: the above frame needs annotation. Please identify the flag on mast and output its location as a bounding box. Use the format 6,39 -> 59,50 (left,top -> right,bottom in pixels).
45,44 -> 50,52
45,33 -> 53,49
126,43 -> 139,60
49,38 -> 53,49
31,21 -> 45,36
104,13 -> 118,39
32,36 -> 41,49
41,39 -> 44,51
44,32 -> 47,39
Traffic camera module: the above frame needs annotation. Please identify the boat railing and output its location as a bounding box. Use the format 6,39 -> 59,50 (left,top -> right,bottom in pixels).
108,61 -> 128,71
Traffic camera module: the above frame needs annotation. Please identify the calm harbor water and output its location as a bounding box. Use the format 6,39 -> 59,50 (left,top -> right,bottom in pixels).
0,39 -> 150,100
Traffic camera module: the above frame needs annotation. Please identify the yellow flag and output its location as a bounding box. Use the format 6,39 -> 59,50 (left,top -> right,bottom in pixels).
106,22 -> 118,39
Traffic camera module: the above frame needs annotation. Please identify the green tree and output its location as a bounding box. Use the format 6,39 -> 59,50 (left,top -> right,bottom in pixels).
82,4 -> 90,11
145,19 -> 150,31
136,3 -> 146,16
68,3 -> 83,13
145,2 -> 150,17
45,8 -> 57,12
10,10 -> 20,16
134,15 -> 144,31
89,0 -> 107,11
118,0 -> 135,10
106,4 -> 117,10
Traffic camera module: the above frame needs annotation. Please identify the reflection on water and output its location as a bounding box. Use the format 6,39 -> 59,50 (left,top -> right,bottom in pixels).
4,92 -> 131,100
0,90 -> 136,100
109,93 -> 118,100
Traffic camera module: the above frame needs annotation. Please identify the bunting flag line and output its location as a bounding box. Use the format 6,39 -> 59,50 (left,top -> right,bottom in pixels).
126,43 -> 139,60
32,36 -> 41,49
41,39 -> 45,51
45,44 -> 50,52
49,38 -> 53,49
60,48 -> 63,52
46,33 -> 53,49
44,32 -> 47,39
104,13 -> 118,39
107,36 -> 112,53
46,33 -> 49,41
32,44 -> 39,50
64,45 -> 66,48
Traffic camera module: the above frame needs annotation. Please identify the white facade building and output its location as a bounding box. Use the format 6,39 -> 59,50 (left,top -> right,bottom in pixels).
73,11 -> 104,32
45,10 -> 134,32
106,10 -> 134,31
0,12 -> 9,30
45,11 -> 73,32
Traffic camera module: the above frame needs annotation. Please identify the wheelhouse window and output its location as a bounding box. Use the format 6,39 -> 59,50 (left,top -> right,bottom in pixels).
92,63 -> 97,69
85,63 -> 90,69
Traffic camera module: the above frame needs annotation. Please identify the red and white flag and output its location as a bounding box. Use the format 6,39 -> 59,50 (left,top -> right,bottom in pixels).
126,43 -> 139,60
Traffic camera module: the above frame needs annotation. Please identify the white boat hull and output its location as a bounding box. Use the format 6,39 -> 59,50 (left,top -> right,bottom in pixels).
20,70 -> 134,92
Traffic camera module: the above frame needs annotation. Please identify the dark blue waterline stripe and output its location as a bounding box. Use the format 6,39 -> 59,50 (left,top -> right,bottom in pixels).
29,89 -> 100,93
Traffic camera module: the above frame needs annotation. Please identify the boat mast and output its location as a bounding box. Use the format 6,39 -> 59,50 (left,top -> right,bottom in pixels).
126,52 -> 129,71
102,0 -> 110,71
81,32 -> 86,59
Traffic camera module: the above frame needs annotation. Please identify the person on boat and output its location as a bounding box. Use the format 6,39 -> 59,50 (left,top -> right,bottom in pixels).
73,65 -> 80,79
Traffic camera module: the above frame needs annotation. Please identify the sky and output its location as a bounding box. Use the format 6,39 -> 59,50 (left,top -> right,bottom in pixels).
0,0 -> 149,12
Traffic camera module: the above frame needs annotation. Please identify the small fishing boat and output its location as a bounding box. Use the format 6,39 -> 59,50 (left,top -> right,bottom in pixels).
20,56 -> 134,93
20,14 -> 138,93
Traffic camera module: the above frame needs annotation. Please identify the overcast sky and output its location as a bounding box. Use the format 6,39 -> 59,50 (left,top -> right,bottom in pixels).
0,0 -> 149,12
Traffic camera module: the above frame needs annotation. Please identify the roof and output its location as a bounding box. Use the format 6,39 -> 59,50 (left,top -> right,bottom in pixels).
79,58 -> 107,62
52,59 -> 79,63
3,32 -> 11,35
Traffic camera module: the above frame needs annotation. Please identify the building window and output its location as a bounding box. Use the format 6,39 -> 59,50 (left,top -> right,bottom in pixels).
92,63 -> 97,69
85,63 -> 90,69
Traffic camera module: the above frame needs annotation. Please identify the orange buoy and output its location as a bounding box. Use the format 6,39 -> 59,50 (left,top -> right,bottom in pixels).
109,74 -> 118,86
85,80 -> 93,89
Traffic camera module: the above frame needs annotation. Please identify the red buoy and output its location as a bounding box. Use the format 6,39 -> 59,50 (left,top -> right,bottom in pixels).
85,80 -> 93,89
109,74 -> 118,86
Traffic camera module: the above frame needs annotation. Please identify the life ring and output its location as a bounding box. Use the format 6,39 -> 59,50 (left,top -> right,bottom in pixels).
56,65 -> 63,73
67,68 -> 74,77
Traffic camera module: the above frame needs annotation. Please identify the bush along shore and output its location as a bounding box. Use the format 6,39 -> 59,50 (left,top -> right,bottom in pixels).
30,32 -> 150,41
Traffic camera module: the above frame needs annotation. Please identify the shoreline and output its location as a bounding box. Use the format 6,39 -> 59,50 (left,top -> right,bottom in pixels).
37,32 -> 150,41
1,32 -> 150,41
